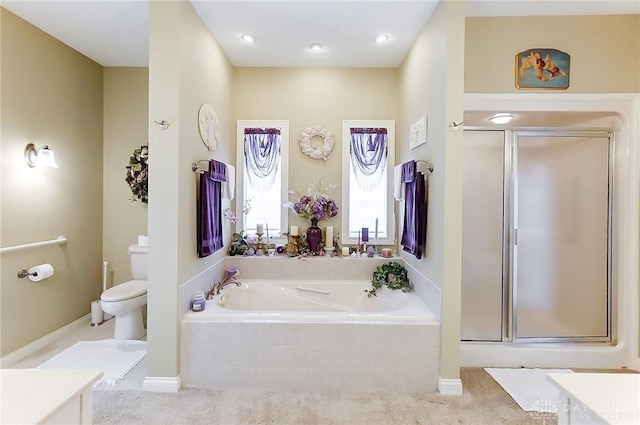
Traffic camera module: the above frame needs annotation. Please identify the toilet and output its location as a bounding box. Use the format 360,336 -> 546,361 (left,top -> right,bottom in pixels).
101,244 -> 148,340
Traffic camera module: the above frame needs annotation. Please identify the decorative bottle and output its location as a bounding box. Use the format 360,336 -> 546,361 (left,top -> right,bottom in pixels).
307,217 -> 322,254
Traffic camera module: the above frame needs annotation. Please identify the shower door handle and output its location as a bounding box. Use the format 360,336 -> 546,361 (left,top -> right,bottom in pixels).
514,228 -> 518,246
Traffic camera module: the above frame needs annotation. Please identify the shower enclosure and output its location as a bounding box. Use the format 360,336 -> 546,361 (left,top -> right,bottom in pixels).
461,129 -> 612,343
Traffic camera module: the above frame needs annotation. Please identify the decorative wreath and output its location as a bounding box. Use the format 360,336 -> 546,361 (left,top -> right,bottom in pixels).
198,104 -> 220,152
299,125 -> 334,161
365,261 -> 413,298
125,145 -> 149,204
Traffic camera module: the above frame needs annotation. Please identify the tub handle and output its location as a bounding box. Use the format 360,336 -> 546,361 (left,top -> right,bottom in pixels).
296,286 -> 330,295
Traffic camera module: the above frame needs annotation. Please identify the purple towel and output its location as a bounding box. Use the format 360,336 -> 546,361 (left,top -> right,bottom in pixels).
208,160 -> 227,182
401,161 -> 427,259
197,170 -> 223,258
401,160 -> 416,183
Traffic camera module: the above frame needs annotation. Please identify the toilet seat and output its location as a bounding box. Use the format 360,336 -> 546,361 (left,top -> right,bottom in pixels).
101,280 -> 147,302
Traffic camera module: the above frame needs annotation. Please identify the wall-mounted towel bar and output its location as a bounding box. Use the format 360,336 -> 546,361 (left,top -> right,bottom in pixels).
0,236 -> 67,255
417,160 -> 434,174
191,160 -> 209,174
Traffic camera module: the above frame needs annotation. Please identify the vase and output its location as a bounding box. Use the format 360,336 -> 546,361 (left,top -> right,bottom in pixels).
307,218 -> 322,254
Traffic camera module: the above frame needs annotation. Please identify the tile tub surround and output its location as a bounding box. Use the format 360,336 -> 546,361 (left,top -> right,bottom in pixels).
180,257 -> 441,391
180,321 -> 440,391
224,255 -> 396,280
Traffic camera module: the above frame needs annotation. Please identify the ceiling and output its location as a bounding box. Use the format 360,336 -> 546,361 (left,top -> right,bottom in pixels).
2,1 -> 639,68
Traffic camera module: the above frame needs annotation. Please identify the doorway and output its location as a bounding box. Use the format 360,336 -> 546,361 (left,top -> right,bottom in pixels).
461,129 -> 612,343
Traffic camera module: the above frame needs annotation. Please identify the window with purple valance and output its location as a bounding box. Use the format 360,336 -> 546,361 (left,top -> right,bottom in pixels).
244,128 -> 281,192
349,127 -> 388,191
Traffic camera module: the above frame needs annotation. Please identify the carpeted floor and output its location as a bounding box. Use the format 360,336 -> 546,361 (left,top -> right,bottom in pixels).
92,368 -> 552,425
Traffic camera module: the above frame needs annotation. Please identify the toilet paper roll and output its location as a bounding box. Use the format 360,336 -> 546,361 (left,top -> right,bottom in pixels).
91,300 -> 103,325
28,264 -> 54,282
138,235 -> 148,246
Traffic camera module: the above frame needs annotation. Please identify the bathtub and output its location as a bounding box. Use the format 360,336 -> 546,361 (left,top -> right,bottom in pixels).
181,279 -> 440,391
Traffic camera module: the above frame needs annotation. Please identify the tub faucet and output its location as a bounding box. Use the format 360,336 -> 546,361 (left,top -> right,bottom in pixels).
206,269 -> 241,299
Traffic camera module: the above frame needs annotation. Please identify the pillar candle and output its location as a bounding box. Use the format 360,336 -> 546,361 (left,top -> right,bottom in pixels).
325,226 -> 333,245
290,225 -> 299,236
362,227 -> 369,242
342,246 -> 350,256
374,218 -> 378,241
256,223 -> 264,234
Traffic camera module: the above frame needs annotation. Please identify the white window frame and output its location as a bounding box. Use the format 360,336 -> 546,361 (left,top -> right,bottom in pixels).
341,120 -> 395,245
236,120 -> 289,242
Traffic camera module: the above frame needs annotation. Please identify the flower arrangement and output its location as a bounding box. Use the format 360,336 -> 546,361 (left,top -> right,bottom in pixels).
125,145 -> 148,203
287,179 -> 339,221
224,199 -> 253,256
223,198 -> 252,225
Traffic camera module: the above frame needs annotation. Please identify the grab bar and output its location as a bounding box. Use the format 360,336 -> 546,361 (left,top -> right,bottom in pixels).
296,286 -> 330,295
0,236 -> 67,255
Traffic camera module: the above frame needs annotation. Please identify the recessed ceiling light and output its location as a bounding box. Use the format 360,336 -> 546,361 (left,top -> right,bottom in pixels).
488,113 -> 515,124
241,34 -> 254,43
309,43 -> 324,52
376,34 -> 389,43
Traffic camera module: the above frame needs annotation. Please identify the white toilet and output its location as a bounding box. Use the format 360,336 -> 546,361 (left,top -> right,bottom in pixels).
101,244 -> 148,340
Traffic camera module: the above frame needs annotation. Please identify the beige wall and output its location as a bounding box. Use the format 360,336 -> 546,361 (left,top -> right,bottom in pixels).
465,15 -> 640,93
103,68 -> 149,287
399,0 -> 466,383
147,0 -> 234,379
233,67 -> 399,232
0,9 -> 103,356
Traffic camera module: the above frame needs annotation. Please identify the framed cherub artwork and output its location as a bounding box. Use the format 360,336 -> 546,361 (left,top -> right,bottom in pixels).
515,48 -> 570,90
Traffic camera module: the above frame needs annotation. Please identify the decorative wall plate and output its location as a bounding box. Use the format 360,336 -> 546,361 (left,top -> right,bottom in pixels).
198,104 -> 220,151
299,125 -> 334,161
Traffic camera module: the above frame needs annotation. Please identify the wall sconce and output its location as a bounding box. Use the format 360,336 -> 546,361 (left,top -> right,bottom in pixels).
24,143 -> 59,168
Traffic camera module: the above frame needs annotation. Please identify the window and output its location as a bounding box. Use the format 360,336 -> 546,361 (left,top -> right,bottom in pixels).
341,120 -> 395,245
236,120 -> 289,237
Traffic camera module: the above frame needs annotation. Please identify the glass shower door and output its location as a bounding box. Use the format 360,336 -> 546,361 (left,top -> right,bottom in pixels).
514,133 -> 610,340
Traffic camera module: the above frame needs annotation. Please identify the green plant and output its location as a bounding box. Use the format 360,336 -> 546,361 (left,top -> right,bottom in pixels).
230,231 -> 249,255
365,261 -> 413,298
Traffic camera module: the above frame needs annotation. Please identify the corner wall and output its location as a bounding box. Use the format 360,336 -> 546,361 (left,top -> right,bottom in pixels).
0,8 -> 104,357
103,67 -> 149,287
399,0 -> 466,392
146,0 -> 233,388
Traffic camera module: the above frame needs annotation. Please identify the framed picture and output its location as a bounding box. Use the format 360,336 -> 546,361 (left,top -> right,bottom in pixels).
409,115 -> 427,149
515,48 -> 570,90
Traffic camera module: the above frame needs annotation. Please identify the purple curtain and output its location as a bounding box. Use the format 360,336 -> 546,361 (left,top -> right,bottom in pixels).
350,128 -> 388,191
244,128 -> 281,192
401,160 -> 427,259
197,160 -> 226,258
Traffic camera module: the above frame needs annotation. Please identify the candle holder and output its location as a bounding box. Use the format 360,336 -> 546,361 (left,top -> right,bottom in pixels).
324,246 -> 335,257
256,232 -> 264,250
288,235 -> 299,256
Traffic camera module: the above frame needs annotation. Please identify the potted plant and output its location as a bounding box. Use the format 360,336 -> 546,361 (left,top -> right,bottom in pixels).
365,261 -> 413,297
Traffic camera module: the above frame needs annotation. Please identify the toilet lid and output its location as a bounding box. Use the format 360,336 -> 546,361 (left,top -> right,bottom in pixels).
101,280 -> 147,302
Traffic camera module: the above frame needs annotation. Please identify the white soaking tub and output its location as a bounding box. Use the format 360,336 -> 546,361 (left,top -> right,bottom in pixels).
181,280 -> 440,391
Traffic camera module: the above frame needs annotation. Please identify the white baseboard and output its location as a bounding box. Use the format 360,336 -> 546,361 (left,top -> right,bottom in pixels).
0,314 -> 90,368
143,376 -> 182,392
438,377 -> 463,395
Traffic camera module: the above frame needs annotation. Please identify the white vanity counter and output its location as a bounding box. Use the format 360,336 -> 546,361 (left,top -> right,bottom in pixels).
1,369 -> 102,425
548,372 -> 640,425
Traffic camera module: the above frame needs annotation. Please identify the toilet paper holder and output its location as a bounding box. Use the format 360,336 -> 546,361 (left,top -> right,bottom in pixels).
17,269 -> 36,278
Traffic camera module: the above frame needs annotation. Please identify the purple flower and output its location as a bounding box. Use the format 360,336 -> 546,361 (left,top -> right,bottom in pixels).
290,184 -> 339,221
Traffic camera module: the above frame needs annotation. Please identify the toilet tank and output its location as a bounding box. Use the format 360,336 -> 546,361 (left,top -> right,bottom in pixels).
128,244 -> 148,280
